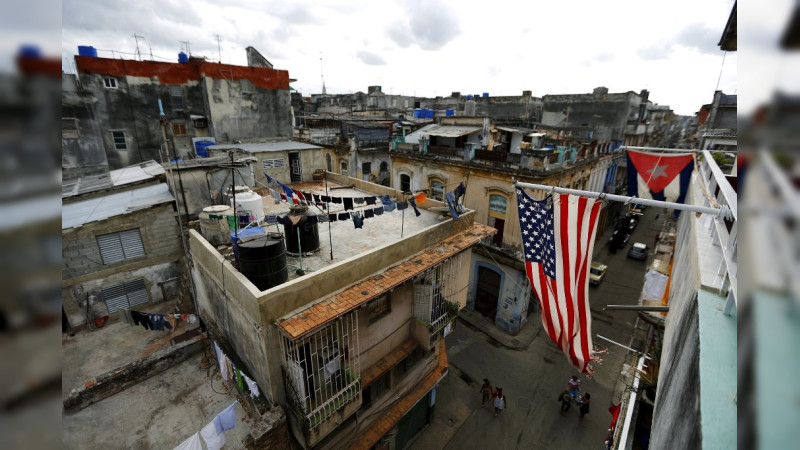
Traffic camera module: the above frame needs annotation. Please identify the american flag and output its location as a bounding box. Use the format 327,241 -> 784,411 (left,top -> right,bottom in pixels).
516,188 -> 602,374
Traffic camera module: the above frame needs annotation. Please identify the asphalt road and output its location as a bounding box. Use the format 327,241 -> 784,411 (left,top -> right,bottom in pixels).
412,206 -> 663,450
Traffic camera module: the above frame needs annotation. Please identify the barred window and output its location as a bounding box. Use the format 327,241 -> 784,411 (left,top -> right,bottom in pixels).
102,278 -> 149,313
263,158 -> 286,169
368,294 -> 391,324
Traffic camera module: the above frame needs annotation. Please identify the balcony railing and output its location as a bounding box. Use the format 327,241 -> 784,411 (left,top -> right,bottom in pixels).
428,145 -> 463,157
411,253 -> 465,347
356,138 -> 390,150
474,149 -> 522,164
280,311 -> 361,433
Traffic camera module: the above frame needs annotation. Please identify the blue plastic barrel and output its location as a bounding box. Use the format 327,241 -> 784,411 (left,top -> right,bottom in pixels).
413,109 -> 421,119
77,46 -> 98,57
178,52 -> 189,64
18,45 -> 42,59
482,93 -> 489,98
195,141 -> 213,157
466,95 -> 473,99
446,109 -> 454,117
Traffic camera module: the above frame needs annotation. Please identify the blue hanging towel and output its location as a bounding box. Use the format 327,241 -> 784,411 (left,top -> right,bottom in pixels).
445,192 -> 460,220
408,198 -> 422,217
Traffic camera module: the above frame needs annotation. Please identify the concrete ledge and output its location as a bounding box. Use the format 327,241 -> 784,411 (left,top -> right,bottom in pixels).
63,331 -> 204,413
457,308 -> 540,350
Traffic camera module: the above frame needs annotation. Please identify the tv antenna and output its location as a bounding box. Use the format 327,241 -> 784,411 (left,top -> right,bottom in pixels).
320,52 -> 326,95
133,34 -> 146,60
215,34 -> 222,63
180,41 -> 192,56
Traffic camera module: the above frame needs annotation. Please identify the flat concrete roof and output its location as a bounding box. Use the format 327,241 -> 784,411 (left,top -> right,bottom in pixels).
62,183 -> 174,230
214,181 -> 449,282
209,141 -> 322,153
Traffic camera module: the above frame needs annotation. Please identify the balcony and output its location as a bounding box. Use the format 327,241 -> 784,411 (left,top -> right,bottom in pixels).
410,254 -> 466,350
427,145 -> 463,158
356,138 -> 390,150
474,149 -> 521,164
280,311 -> 361,447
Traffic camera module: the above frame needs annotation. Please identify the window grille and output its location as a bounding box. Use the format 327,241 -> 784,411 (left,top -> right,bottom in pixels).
101,278 -> 148,313
111,131 -> 127,150
263,158 -> 286,169
96,229 -> 145,264
280,311 -> 361,429
103,78 -> 117,89
412,251 -> 465,333
170,86 -> 184,110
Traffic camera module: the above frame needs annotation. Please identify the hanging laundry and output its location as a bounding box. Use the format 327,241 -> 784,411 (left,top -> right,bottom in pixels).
302,191 -> 313,200
414,192 -> 427,204
280,192 -> 287,202
188,314 -> 198,324
321,195 -> 331,202
243,373 -> 260,398
281,185 -> 295,200
338,212 -> 350,221
166,315 -> 178,331
268,188 -> 282,203
307,215 -> 319,224
381,195 -> 396,212
149,314 -> 165,331
408,198 -> 422,217
331,197 -> 342,204
276,215 -> 292,225
365,196 -> 377,205
343,198 -> 354,211
454,182 -> 467,201
397,201 -> 408,211
200,420 -> 225,450
264,215 -> 278,225
131,310 -> 149,329
264,173 -> 275,185
364,209 -> 374,219
312,194 -> 321,203
173,432 -> 203,450
215,402 -> 237,432
227,215 -> 238,230
235,368 -> 245,391
328,213 -> 338,222
354,197 -> 365,205
445,191 -> 460,219
180,314 -> 188,322
373,206 -> 384,216
293,190 -> 306,201
352,212 -> 364,229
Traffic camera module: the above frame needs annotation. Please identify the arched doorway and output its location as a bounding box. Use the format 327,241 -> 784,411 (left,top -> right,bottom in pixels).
474,264 -> 502,318
326,154 -> 332,172
400,174 -> 410,193
340,161 -> 348,176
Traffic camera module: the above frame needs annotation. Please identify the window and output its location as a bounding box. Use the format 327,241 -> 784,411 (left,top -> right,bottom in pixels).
101,278 -> 149,313
340,161 -> 348,175
400,174 -> 411,193
368,294 -> 391,324
430,179 -> 445,201
111,131 -> 127,150
395,346 -> 424,378
240,79 -> 254,95
96,229 -> 145,264
262,158 -> 286,169
170,86 -> 184,110
362,371 -> 391,408
62,118 -> 80,139
488,194 -> 508,247
103,78 -> 117,89
171,123 -> 187,136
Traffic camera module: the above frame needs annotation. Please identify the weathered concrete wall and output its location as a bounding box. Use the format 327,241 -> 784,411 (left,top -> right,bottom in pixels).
357,282 -> 414,371
203,77 -> 292,142
650,198 -> 702,449
62,204 -> 184,325
352,150 -> 391,184
468,252 -> 531,334
62,74 -> 110,178
168,163 -> 255,217
541,91 -> 640,141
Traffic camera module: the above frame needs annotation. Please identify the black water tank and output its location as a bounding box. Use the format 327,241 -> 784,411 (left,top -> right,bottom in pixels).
283,206 -> 320,255
237,232 -> 288,291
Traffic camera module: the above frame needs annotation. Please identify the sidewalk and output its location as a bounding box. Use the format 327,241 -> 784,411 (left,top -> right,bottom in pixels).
457,308 -> 542,350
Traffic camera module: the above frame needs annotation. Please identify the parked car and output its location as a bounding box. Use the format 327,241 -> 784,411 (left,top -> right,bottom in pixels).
589,262 -> 608,286
608,229 -> 631,253
628,242 -> 648,260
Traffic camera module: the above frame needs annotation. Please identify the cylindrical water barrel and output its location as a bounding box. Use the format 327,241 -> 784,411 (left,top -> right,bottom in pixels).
178,52 -> 189,64
237,232 -> 288,291
231,191 -> 264,225
195,141 -> 213,157
199,205 -> 232,246
282,206 -> 320,255
78,46 -> 98,57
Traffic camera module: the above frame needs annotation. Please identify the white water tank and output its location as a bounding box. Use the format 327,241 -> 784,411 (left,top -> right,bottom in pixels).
231,191 -> 264,223
199,205 -> 232,246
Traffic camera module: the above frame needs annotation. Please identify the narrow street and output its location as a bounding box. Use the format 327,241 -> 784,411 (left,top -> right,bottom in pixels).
412,206 -> 663,449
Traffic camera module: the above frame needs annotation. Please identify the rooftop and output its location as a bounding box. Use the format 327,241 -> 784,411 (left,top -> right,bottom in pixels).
62,183 -> 174,230
62,160 -> 165,198
209,141 -> 322,154
214,181 -> 447,283
278,222 -> 495,339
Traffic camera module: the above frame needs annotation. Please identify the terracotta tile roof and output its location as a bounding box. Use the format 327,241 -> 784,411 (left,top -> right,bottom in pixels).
361,339 -> 418,388
278,223 -> 495,340
354,340 -> 449,450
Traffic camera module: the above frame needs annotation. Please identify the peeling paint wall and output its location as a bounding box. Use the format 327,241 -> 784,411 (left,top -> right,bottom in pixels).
203,77 -> 291,143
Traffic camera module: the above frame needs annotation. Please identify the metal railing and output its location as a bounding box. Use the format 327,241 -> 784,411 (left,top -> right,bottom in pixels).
356,138 -> 390,150
428,145 -> 463,157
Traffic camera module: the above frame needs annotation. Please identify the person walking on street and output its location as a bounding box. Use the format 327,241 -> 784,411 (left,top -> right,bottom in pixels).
578,393 -> 591,419
493,387 -> 506,417
480,379 -> 493,407
568,375 -> 582,399
558,389 -> 572,414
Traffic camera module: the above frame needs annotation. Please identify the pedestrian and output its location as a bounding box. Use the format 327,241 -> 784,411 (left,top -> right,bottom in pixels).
568,375 -> 581,399
480,379 -> 493,407
493,387 -> 506,417
578,393 -> 591,418
558,389 -> 572,414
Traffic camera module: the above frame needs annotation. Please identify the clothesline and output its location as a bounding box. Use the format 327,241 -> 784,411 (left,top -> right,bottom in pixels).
173,400 -> 239,450
119,309 -> 198,331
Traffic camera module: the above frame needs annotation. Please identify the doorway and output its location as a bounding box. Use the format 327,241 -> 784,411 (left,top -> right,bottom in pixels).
289,152 -> 302,182
475,265 -> 502,318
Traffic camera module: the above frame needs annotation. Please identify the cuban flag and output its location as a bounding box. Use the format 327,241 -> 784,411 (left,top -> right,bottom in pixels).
516,188 -> 601,374
626,150 -> 694,203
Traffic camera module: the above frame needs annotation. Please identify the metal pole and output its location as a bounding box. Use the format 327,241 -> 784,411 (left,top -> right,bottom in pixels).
623,145 -> 735,154
230,151 -> 239,268
512,180 -> 731,219
325,171 -> 333,261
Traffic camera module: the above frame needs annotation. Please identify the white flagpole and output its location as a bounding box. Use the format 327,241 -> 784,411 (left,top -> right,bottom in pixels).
512,181 -> 732,220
